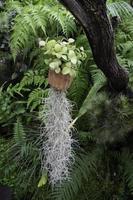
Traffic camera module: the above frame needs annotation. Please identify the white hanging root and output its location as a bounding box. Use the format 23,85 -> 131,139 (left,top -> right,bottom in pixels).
40,88 -> 75,186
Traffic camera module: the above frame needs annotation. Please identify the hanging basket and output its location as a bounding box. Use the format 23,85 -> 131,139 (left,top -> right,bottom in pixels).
48,70 -> 73,91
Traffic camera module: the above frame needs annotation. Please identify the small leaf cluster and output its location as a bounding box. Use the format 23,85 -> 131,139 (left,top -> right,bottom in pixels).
39,38 -> 87,77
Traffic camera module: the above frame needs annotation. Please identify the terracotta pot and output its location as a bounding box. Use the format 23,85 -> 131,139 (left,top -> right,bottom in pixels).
48,70 -> 73,91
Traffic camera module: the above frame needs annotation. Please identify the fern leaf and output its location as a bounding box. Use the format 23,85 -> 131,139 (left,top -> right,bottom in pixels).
122,150 -> 133,194
107,1 -> 133,18
9,2 -> 76,59
50,152 -> 97,200
27,88 -> 47,111
13,118 -> 26,146
68,68 -> 89,109
77,72 -> 106,119
20,70 -> 34,88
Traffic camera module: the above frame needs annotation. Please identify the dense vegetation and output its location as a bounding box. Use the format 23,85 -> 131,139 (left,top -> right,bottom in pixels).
0,0 -> 133,199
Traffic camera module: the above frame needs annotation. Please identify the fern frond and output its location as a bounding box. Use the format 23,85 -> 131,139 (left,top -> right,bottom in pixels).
78,131 -> 96,143
9,2 -> 76,59
77,71 -> 106,119
27,88 -> 48,111
20,70 -> 46,89
20,70 -> 34,88
107,1 -> 133,18
13,118 -> 26,146
10,5 -> 46,59
6,0 -> 23,13
50,152 -> 97,200
68,68 -> 89,109
45,6 -> 76,36
121,150 -> 133,194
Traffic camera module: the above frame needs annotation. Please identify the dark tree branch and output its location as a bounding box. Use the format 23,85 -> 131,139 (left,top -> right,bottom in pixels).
59,0 -> 129,92
111,16 -> 120,30
130,0 -> 133,7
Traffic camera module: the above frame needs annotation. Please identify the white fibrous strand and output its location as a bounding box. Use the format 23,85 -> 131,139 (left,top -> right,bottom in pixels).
40,88 -> 75,186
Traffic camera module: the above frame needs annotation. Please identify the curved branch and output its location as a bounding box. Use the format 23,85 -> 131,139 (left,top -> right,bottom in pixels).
59,0 -> 129,92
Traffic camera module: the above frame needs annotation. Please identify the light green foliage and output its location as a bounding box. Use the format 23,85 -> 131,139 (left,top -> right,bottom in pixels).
0,68 -> 48,126
38,173 -> 48,188
6,0 -> 76,59
40,38 -> 86,77
107,0 -> 133,18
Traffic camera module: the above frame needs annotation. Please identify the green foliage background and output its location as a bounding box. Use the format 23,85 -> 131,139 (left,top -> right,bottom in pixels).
0,0 -> 133,199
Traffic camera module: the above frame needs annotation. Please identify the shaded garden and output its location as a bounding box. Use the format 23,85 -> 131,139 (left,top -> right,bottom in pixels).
0,0 -> 133,199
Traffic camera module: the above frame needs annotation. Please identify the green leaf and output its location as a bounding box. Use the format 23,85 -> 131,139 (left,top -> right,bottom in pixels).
54,44 -> 62,52
49,62 -> 57,70
68,38 -> 75,43
68,50 -> 77,64
38,173 -> 48,188
44,59 -> 51,65
71,57 -> 77,65
65,62 -> 72,68
62,47 -> 68,54
61,55 -> 68,61
78,76 -> 106,118
49,59 -> 61,70
68,50 -> 75,58
62,67 -> 71,75
55,67 -> 61,74
55,53 -> 63,59
69,69 -> 77,77
47,40 -> 57,50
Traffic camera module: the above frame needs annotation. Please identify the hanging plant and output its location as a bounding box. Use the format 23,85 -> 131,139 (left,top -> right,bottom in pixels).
39,38 -> 86,186
39,38 -> 86,88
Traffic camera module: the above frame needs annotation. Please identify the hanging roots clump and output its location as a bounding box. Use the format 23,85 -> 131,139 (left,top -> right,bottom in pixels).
40,88 -> 75,186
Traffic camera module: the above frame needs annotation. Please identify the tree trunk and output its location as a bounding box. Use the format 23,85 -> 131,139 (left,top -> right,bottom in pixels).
130,0 -> 133,7
59,0 -> 129,92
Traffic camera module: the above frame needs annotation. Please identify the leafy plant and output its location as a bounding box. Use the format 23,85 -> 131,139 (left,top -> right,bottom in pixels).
0,0 -> 133,199
107,0 -> 133,18
5,0 -> 76,59
39,38 -> 86,77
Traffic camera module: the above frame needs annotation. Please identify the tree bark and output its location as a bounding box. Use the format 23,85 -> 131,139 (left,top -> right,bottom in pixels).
59,0 -> 129,92
130,0 -> 133,7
